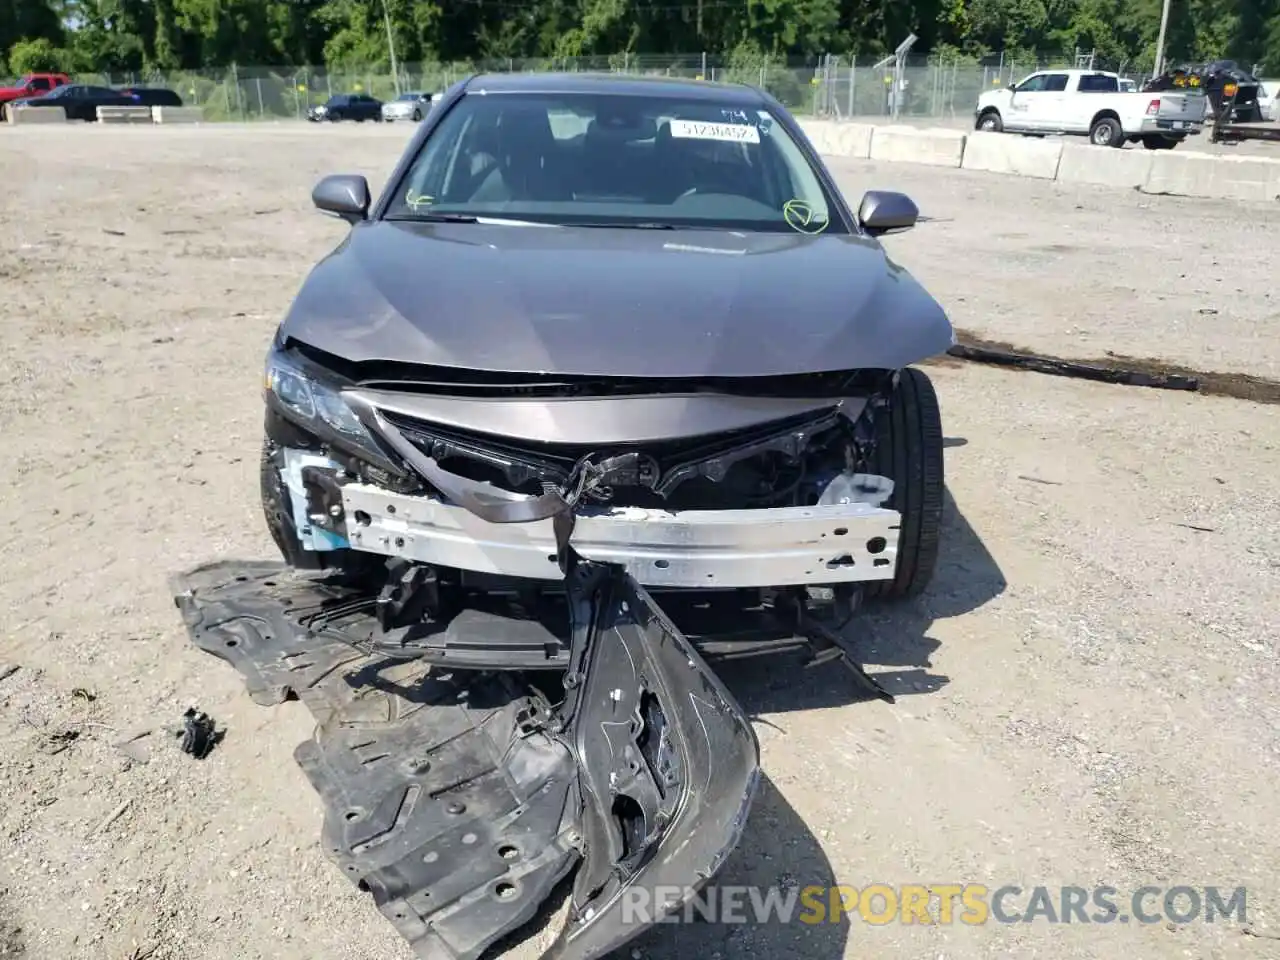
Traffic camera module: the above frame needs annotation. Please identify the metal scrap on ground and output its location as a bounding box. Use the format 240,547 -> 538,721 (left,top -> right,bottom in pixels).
946,332 -> 1280,404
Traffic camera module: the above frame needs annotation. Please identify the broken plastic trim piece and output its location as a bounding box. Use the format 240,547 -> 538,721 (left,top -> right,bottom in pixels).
168,559 -> 760,960
346,392 -> 571,523
547,565 -> 760,960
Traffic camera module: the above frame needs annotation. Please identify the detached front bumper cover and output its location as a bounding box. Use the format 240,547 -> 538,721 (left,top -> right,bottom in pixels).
170,558 -> 760,960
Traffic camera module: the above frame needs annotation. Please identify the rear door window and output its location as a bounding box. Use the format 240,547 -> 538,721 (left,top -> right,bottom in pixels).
1078,74 -> 1119,93
1043,74 -> 1069,92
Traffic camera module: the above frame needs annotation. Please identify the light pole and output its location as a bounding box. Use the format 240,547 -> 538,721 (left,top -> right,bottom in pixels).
1152,0 -> 1172,78
380,0 -> 402,96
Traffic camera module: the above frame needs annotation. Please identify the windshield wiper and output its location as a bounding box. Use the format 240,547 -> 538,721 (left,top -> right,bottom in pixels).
387,212 -> 480,224
573,221 -> 678,230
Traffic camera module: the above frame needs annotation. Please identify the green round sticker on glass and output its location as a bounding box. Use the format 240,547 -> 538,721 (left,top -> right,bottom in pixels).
783,199 -> 828,235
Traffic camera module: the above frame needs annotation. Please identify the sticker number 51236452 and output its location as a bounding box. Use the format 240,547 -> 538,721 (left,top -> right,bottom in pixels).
669,119 -> 762,144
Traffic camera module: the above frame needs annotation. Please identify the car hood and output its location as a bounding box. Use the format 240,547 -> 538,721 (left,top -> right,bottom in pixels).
281,220 -> 954,379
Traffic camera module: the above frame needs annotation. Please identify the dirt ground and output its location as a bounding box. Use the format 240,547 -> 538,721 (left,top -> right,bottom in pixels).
1,123 -> 1278,960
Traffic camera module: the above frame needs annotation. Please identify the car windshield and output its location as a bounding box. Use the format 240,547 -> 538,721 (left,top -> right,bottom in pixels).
397,92 -> 421,101
385,90 -> 847,234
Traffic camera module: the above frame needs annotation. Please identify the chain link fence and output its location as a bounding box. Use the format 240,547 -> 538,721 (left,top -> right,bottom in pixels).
72,51 -> 1161,123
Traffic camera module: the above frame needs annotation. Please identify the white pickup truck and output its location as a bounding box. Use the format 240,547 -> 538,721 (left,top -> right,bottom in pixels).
975,69 -> 1206,149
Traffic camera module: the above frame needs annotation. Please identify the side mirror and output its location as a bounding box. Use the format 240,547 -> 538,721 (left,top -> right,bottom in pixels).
857,190 -> 918,236
312,174 -> 370,224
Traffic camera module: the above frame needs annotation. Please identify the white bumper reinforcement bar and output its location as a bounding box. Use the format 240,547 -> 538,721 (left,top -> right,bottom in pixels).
340,483 -> 901,589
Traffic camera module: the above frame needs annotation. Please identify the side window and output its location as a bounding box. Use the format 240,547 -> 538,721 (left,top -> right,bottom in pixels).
1015,75 -> 1047,93
1043,74 -> 1069,92
30,77 -> 51,92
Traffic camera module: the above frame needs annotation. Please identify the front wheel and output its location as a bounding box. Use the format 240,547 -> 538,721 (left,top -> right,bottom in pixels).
976,110 -> 1002,133
863,367 -> 944,602
1141,134 -> 1179,150
412,108 -> 422,121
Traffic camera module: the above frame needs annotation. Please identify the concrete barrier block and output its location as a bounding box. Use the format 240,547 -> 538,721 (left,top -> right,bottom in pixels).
961,131 -> 1063,179
6,105 -> 66,124
1055,143 -> 1155,189
151,106 -> 203,123
799,119 -> 875,159
96,105 -> 153,123
1142,150 -> 1280,202
798,119 -> 840,155
869,125 -> 966,167
829,122 -> 874,159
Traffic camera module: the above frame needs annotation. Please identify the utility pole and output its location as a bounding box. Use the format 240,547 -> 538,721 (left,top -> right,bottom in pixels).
1152,0 -> 1172,78
381,0 -> 402,96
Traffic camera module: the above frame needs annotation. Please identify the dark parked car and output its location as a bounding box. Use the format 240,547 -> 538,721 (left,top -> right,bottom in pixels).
119,86 -> 183,107
307,92 -> 383,122
174,72 -> 950,960
10,83 -> 134,121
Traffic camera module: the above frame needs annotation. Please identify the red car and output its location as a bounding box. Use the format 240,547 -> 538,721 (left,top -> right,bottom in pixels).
0,73 -> 69,119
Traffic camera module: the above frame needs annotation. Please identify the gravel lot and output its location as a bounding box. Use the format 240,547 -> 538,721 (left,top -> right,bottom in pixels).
1,123 -> 1277,960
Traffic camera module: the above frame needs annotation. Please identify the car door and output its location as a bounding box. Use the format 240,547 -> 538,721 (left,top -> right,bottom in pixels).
1068,73 -> 1117,131
52,85 -> 84,120
1026,72 -> 1070,129
1006,73 -> 1048,130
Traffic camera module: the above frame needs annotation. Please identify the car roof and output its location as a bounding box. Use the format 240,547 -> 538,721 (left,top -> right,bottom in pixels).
462,71 -> 766,104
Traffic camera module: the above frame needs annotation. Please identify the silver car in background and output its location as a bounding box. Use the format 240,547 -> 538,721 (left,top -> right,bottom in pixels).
381,90 -> 433,122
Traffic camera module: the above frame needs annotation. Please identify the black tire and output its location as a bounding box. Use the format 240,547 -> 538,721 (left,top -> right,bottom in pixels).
260,436 -> 293,561
976,110 -> 1002,133
1089,115 -> 1124,147
259,432 -> 385,580
863,367 -> 944,601
412,108 -> 422,121
1141,134 -> 1178,150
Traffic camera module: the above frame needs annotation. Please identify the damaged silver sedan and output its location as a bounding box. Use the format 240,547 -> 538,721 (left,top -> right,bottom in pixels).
172,71 -> 952,960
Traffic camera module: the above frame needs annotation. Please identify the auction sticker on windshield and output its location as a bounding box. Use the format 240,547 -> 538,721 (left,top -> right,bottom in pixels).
670,119 -> 761,144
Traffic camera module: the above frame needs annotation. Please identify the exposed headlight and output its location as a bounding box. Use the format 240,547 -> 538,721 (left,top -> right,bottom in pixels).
315,105 -> 327,114
264,345 -> 391,467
